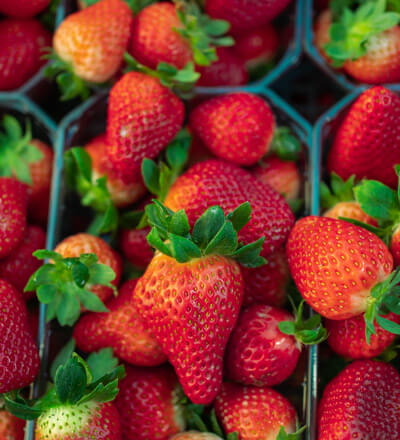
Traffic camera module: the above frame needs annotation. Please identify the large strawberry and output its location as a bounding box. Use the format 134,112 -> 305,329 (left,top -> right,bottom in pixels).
5,354 -> 124,440
74,279 -> 167,366
134,201 -> 266,404
318,360 -> 400,439
0,18 -> 51,91
115,365 -> 186,440
0,279 -> 40,393
0,0 -> 50,17
0,410 -> 25,440
106,72 -> 184,184
165,160 -> 294,257
48,0 -> 133,100
327,86 -> 400,188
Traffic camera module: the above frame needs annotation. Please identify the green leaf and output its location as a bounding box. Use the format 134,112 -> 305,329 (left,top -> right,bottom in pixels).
89,263 -> 116,285
227,202 -> 251,233
56,293 -> 81,327
278,321 -> 296,334
192,206 -> 226,249
55,356 -> 88,404
169,234 -> 202,263
270,127 -> 301,161
3,115 -> 22,139
86,348 -> 119,382
77,289 -> 109,313
232,238 -> 266,268
204,221 -> 238,256
33,249 -> 63,261
169,210 -> 191,237
4,394 -> 42,421
166,129 -> 191,172
376,314 -> 400,335
67,147 -> 93,182
209,409 -> 225,438
147,227 -> 173,256
50,339 -> 76,381
71,261 -> 90,287
36,284 -> 58,304
119,210 -> 146,229
142,158 -> 161,196
276,424 -> 307,440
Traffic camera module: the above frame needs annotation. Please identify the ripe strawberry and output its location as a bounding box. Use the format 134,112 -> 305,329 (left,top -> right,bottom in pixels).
171,433 -> 222,440
115,365 -> 186,440
0,225 -> 45,296
205,0 -> 292,34
214,382 -> 298,440
165,160 -> 294,257
135,201 -> 266,404
252,156 -> 301,202
0,279 -> 40,393
318,360 -> 400,439
187,130 -> 215,166
241,247 -> 289,307
0,18 -> 51,91
0,0 -> 50,17
74,279 -> 167,366
0,410 -> 25,440
327,86 -> 400,188
0,177 -> 28,258
106,72 -> 184,184
118,227 -> 153,269
189,93 -> 275,166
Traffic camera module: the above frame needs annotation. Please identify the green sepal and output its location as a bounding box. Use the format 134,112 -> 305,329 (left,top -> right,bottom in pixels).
0,115 -> 43,185
320,173 -> 356,210
50,338 -> 76,381
388,0 -> 400,13
278,299 -> 327,345
276,424 -> 307,440
86,348 -> 119,382
79,0 -> 158,12
330,0 -> 363,19
270,127 -> 301,162
3,393 -> 42,421
184,403 -> 208,432
55,354 -> 90,404
39,0 -> 62,31
119,210 -> 146,229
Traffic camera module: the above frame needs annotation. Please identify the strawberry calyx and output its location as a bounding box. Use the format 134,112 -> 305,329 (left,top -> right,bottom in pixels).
64,147 -> 119,236
269,127 -> 301,162
3,353 -> 125,421
25,250 -> 116,326
0,115 -> 43,185
278,299 -> 328,345
276,425 -> 307,440
320,173 -> 357,210
324,0 -> 400,67
145,200 -> 266,267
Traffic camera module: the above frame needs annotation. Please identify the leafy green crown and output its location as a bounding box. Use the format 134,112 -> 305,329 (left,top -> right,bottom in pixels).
320,173 -> 356,210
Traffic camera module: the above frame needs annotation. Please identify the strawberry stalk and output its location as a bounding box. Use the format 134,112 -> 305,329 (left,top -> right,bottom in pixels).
25,250 -> 116,326
320,173 -> 357,210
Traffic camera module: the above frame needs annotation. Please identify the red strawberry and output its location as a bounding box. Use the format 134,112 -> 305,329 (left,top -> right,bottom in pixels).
0,0 -> 50,17
214,382 -> 298,440
0,279 -> 40,393
118,227 -> 153,269
74,279 -> 167,366
252,156 -> 301,202
324,201 -> 378,225
327,87 -> 400,188
391,225 -> 400,266
318,360 -> 400,439
187,130 -> 215,166
171,433 -> 222,440
205,0 -> 292,34
0,225 -> 45,296
115,365 -> 185,440
0,18 -> 51,91
106,72 -> 184,184
189,93 -> 275,166
241,247 -> 289,307
165,160 -> 295,257
0,410 -> 25,440
0,177 -> 28,258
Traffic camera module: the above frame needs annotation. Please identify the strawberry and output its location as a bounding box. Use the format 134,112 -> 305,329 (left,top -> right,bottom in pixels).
105,72 -> 184,184
187,130 -> 215,166
241,248 -> 289,307
326,312 -> 400,359
205,0 -> 292,35
189,93 -> 275,166
225,304 -> 325,387
115,365 -> 186,440
327,86 -> 400,188
318,360 -> 400,439
74,279 -> 167,366
171,433 -> 222,440
0,410 -> 25,440
134,201 -> 266,404
5,354 -> 124,440
0,177 -> 28,258
0,18 -> 51,91
118,227 -> 153,269
0,225 -> 45,296
0,0 -> 50,17
323,2 -> 400,84
165,160 -> 295,257
214,382 -> 300,440
0,279 -> 40,393
49,0 -> 133,100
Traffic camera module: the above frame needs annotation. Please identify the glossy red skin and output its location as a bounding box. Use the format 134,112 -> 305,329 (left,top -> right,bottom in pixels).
214,382 -> 297,440
0,178 -> 28,258
115,365 -> 185,440
197,48 -> 248,87
189,93 -> 275,166
328,86 -> 400,188
326,312 -> 400,359
129,2 -> 192,70
135,253 -> 244,404
390,224 -> 400,267
0,19 -> 51,91
54,233 -> 122,304
0,410 -> 25,440
205,0 -> 292,34
165,160 -> 295,258
286,216 -> 393,320
0,279 -> 40,393
74,279 -> 166,366
106,72 -> 184,184
0,0 -> 49,17
318,360 -> 400,439
241,248 -> 288,307
118,227 -> 153,269
226,305 -> 301,386
0,225 -> 45,297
